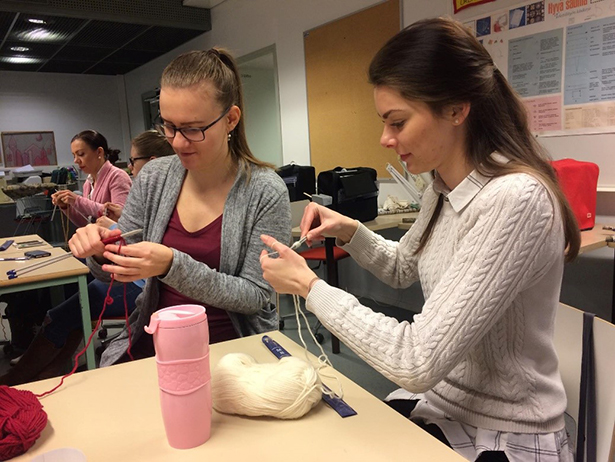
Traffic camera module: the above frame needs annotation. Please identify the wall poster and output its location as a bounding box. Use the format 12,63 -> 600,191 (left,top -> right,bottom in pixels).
460,0 -> 615,135
1,131 -> 58,167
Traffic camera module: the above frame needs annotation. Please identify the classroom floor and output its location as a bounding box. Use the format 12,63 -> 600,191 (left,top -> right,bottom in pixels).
0,297 -> 416,400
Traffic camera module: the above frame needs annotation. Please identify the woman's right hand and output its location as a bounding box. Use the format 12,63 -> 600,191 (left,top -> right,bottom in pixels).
300,202 -> 359,247
69,224 -> 121,259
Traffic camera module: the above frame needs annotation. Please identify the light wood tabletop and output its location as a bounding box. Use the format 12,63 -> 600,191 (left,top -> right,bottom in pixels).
14,331 -> 464,462
0,243 -> 88,287
579,224 -> 615,255
0,234 -> 94,368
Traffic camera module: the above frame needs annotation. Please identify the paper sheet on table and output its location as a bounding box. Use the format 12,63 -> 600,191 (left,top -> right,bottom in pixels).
13,164 -> 35,173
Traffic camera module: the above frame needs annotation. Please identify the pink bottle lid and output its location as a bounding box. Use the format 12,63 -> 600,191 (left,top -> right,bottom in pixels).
144,304 -> 207,334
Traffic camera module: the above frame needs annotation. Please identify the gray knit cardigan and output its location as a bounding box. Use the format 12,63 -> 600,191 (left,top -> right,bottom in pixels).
88,155 -> 291,366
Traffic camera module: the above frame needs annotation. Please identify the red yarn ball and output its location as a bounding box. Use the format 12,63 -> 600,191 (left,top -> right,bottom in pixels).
0,385 -> 48,460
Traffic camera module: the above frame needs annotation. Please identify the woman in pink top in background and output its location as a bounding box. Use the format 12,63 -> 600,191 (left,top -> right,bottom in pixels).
51,130 -> 132,227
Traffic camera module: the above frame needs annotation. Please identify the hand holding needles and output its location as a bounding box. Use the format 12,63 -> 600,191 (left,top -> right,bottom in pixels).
262,236 -> 307,260
101,228 -> 143,245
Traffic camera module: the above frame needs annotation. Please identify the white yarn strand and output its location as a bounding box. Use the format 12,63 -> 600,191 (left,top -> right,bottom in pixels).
291,294 -> 344,400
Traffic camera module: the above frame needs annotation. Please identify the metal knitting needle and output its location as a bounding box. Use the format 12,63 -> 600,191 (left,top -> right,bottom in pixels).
101,228 -> 144,245
7,253 -> 74,279
50,203 -> 58,223
8,252 -> 72,275
263,236 -> 307,259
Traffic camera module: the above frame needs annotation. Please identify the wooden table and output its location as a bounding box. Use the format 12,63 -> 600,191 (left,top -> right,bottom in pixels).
0,234 -> 94,369
14,331 -> 464,462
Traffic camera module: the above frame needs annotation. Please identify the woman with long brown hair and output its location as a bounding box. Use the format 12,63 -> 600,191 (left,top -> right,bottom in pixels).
261,18 -> 578,462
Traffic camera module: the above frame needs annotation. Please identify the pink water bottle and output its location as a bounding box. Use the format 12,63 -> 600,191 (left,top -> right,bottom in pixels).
144,304 -> 211,449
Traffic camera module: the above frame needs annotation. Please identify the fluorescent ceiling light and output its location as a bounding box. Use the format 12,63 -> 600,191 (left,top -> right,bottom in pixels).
1,56 -> 42,64
28,18 -> 46,24
10,46 -> 30,52
18,28 -> 64,42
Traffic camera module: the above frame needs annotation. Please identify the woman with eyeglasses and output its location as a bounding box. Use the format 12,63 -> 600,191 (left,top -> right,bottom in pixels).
51,130 -> 132,227
98,130 -> 175,225
68,48 -> 291,365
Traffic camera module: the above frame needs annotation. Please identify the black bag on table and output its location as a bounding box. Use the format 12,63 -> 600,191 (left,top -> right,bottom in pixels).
317,167 -> 379,222
50,167 -> 68,185
276,164 -> 316,202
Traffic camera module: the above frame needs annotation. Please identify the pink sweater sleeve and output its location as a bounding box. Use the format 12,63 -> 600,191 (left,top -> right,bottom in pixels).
69,166 -> 132,226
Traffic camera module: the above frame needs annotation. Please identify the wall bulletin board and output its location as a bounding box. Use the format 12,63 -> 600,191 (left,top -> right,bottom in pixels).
1,131 -> 57,167
460,0 -> 615,136
304,0 -> 401,178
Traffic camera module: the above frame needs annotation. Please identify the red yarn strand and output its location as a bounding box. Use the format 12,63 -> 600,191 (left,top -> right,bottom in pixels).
123,278 -> 134,361
0,240 -> 136,460
36,240 -> 133,398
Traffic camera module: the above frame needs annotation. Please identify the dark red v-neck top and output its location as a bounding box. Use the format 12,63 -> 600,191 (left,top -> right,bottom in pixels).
157,208 -> 238,344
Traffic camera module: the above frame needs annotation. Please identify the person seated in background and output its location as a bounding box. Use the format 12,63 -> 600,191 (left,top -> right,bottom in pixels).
69,48 -> 291,366
97,130 -> 176,227
51,130 -> 131,227
0,131 -> 173,386
260,18 -> 579,462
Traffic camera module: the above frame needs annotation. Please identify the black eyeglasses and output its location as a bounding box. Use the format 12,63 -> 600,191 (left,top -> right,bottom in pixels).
129,156 -> 150,166
154,106 -> 231,142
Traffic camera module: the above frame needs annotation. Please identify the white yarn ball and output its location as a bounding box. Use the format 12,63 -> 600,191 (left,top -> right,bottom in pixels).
212,353 -> 322,419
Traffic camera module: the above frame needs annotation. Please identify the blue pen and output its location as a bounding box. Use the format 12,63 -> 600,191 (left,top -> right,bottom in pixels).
262,335 -> 357,418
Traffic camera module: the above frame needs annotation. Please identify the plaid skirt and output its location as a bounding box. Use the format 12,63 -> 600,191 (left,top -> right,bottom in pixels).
385,389 -> 574,462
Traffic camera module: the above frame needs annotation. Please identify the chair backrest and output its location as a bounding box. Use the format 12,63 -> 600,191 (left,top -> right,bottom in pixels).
554,303 -> 615,462
290,199 -> 310,229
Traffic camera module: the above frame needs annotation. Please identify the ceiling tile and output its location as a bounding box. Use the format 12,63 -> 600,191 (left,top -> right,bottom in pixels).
53,44 -> 115,62
37,59 -> 97,74
104,48 -> 163,65
9,13 -> 86,44
124,26 -> 204,53
0,11 -> 17,39
85,61 -> 141,75
2,40 -> 62,60
0,5 -> 210,75
69,20 -> 149,48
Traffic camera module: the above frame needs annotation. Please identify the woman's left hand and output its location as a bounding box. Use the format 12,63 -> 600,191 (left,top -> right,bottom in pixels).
96,216 -> 116,229
260,234 -> 318,299
101,241 -> 174,283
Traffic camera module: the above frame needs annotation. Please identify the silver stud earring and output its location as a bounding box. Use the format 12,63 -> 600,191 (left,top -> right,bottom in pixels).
454,119 -> 460,125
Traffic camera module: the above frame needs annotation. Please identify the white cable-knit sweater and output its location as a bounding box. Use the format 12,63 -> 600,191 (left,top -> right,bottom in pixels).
307,169 -> 567,433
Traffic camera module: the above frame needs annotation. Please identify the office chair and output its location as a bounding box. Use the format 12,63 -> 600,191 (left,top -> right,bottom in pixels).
553,303 -> 615,461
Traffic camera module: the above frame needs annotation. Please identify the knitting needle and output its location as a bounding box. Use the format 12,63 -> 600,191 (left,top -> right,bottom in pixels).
101,228 -> 144,245
50,203 -> 58,223
262,236 -> 307,259
7,253 -> 74,279
7,252 -> 72,276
